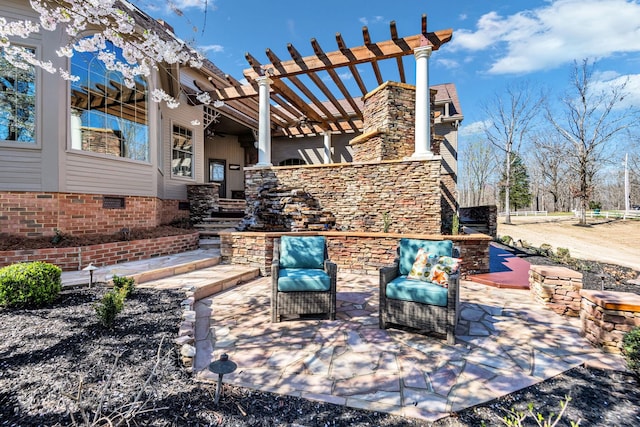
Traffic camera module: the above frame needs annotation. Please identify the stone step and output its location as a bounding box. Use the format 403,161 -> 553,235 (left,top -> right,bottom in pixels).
199,238 -> 220,250
195,222 -> 240,229
129,255 -> 221,285
139,264 -> 260,300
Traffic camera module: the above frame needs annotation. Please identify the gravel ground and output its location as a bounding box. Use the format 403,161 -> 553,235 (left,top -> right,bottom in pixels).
1,252 -> 639,426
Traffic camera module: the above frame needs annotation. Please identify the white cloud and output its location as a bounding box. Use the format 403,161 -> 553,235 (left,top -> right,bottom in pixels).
169,0 -> 209,11
592,73 -> 640,109
199,44 -> 224,53
436,58 -> 460,69
459,120 -> 491,137
358,16 -> 384,26
459,14 -> 468,21
450,0 -> 640,75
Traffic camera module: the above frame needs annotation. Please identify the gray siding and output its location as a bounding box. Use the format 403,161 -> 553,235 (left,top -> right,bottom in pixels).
272,133 -> 356,165
203,135 -> 245,198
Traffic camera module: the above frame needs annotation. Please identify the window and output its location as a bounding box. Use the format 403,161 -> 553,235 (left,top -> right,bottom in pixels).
172,125 -> 193,178
0,47 -> 36,143
70,39 -> 148,161
279,158 -> 307,166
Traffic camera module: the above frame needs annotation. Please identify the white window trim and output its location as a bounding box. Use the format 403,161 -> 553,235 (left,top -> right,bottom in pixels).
0,43 -> 41,149
170,121 -> 195,181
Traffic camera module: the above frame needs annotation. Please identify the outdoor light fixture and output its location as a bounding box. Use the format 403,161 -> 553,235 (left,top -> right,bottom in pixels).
208,353 -> 237,404
82,263 -> 98,288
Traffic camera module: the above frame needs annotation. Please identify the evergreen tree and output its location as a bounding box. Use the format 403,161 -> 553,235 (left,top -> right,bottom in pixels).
500,153 -> 532,211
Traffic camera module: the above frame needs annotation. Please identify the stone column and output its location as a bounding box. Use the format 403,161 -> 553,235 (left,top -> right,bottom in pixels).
412,45 -> 433,159
323,131 -> 332,164
256,76 -> 273,166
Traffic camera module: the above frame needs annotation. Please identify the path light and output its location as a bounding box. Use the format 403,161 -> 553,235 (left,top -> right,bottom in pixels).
82,263 -> 98,288
208,353 -> 237,404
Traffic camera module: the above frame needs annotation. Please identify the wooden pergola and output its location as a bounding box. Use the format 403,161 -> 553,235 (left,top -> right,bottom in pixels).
201,15 -> 452,138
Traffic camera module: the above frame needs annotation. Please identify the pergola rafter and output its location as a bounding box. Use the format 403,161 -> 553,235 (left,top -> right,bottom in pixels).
207,14 -> 452,137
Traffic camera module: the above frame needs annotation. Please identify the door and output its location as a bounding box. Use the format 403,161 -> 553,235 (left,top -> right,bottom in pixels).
209,159 -> 226,198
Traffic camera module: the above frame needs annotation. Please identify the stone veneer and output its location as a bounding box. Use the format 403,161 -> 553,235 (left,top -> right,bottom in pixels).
0,232 -> 199,271
219,230 -> 491,276
0,191 -> 188,238
187,184 -> 219,225
350,82 -> 438,162
245,159 -> 442,234
580,290 -> 640,354
529,265 -> 583,317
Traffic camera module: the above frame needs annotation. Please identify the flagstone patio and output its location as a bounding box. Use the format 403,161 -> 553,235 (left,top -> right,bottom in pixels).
193,273 -> 626,423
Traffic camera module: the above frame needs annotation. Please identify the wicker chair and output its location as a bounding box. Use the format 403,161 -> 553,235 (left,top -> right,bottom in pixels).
271,235 -> 337,322
379,238 -> 460,344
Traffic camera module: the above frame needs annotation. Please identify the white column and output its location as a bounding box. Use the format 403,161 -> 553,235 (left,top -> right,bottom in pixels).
70,109 -> 82,150
323,131 -> 332,164
256,76 -> 272,166
412,45 -> 433,159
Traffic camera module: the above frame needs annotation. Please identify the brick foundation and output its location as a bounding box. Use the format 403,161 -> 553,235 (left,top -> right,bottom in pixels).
580,290 -> 640,353
219,230 -> 491,276
0,192 -> 188,238
0,232 -> 199,271
529,265 -> 583,316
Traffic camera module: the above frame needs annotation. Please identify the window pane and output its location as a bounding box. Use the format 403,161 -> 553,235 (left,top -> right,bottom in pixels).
70,38 -> 149,161
0,47 -> 36,143
172,125 -> 193,177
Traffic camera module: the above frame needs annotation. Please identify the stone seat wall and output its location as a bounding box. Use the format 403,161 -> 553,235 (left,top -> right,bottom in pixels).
580,290 -> 640,354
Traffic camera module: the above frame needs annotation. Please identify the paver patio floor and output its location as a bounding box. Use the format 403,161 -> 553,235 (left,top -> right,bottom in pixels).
193,273 -> 626,422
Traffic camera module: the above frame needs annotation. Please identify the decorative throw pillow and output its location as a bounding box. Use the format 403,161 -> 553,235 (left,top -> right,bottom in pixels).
407,248 -> 439,281
429,256 -> 462,287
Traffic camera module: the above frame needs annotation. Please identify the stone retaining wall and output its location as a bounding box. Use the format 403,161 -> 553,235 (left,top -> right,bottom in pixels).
219,230 -> 491,276
244,159 -> 443,235
529,265 -> 583,317
0,232 -> 199,271
580,290 -> 640,353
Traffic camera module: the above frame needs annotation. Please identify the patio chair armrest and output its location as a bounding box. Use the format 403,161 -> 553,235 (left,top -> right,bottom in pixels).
324,259 -> 337,288
379,262 -> 399,288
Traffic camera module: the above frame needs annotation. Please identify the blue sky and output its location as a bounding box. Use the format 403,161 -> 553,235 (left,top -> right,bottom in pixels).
140,0 -> 640,140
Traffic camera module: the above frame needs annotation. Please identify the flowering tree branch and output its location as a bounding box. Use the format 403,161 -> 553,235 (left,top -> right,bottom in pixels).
1,0 -> 209,109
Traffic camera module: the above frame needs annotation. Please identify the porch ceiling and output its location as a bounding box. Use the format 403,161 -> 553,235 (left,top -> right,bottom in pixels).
202,15 -> 452,138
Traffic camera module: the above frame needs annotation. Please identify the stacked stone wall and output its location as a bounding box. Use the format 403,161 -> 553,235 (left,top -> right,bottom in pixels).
220,230 -> 491,276
245,160 -> 442,234
529,265 -> 583,316
580,290 -> 640,353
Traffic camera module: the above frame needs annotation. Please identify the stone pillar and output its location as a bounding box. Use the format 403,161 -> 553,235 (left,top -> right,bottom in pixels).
412,45 -> 433,159
256,76 -> 272,167
187,184 -> 219,225
323,131 -> 332,164
529,265 -> 583,316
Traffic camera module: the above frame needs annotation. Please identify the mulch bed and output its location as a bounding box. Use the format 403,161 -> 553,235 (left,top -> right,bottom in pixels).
0,243 -> 639,426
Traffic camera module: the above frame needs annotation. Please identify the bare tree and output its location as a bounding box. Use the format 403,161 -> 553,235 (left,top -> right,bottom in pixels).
546,59 -> 639,225
484,82 -> 543,223
459,138 -> 498,207
531,131 -> 571,212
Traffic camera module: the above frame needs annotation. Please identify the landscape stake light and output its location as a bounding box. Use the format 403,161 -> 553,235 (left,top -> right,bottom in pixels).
208,353 -> 237,404
82,263 -> 98,288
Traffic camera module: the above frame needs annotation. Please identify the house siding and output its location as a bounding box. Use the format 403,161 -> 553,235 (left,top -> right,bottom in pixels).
203,134 -> 245,198
271,133 -> 355,165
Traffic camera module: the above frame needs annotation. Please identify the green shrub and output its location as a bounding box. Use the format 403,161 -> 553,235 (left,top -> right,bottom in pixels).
112,275 -> 135,298
95,290 -> 125,328
555,247 -> 571,262
498,395 -> 579,427
500,235 -> 513,245
0,261 -> 62,307
623,327 -> 640,377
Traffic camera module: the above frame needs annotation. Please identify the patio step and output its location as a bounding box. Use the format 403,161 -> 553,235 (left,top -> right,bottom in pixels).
199,237 -> 220,250
138,264 -> 260,300
128,256 -> 221,285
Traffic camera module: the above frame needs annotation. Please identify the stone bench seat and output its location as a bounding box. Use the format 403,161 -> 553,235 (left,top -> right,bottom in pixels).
580,289 -> 640,353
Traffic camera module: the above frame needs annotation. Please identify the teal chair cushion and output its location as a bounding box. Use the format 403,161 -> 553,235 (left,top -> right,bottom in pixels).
279,235 -> 326,269
277,268 -> 331,292
399,238 -> 453,276
385,275 -> 448,307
